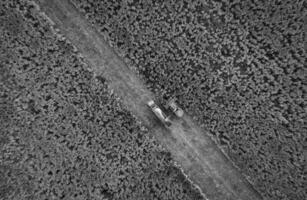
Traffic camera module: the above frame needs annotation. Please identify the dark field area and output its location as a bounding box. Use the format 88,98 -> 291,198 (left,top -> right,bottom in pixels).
70,0 -> 307,200
0,1 -> 205,199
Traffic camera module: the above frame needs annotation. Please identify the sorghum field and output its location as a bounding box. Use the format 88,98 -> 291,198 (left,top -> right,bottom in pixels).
70,0 -> 307,200
0,1 -> 205,199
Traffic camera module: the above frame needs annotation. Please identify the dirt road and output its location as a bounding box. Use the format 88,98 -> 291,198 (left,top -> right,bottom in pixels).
34,0 -> 263,199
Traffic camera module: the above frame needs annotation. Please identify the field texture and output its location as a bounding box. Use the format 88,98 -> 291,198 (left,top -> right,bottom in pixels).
0,1 -> 205,199
70,0 -> 307,200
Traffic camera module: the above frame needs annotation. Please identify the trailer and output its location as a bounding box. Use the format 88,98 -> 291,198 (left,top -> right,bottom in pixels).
147,100 -> 172,127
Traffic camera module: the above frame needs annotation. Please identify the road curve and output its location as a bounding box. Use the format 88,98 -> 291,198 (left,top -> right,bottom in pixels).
34,0 -> 263,199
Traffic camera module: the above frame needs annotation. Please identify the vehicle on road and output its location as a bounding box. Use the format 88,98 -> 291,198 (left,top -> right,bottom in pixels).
147,100 -> 172,127
167,99 -> 184,117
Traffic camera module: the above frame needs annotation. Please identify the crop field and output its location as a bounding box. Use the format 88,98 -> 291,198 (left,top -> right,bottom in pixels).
70,0 -> 307,200
0,1 -> 205,199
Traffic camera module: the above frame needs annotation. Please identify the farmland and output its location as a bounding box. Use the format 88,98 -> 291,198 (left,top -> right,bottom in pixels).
0,1 -> 205,199
70,0 -> 307,200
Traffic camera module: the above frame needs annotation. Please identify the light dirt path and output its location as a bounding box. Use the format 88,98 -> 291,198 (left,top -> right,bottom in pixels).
34,0 -> 263,199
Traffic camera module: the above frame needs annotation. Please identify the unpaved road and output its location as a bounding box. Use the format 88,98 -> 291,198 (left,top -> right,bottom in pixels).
34,0 -> 263,199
